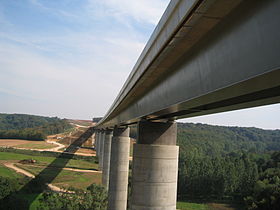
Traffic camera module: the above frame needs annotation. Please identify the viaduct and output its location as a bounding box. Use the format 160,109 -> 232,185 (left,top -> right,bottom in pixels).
91,0 -> 280,209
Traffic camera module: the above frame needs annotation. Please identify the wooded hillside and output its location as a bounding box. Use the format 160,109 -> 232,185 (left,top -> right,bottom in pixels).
178,123 -> 280,154
177,123 -> 280,209
0,114 -> 72,140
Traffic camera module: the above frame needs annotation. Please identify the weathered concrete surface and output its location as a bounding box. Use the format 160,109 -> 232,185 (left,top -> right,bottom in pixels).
102,129 -> 113,189
98,131 -> 105,171
108,127 -> 130,210
131,144 -> 179,210
91,131 -> 96,148
131,121 -> 179,210
95,131 -> 99,157
137,120 -> 177,145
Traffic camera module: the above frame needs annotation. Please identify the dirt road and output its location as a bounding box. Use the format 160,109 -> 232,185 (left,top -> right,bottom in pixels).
45,140 -> 65,151
70,123 -> 89,128
0,122 -> 96,157
2,139 -> 96,157
15,163 -> 101,174
3,163 -> 72,193
4,163 -> 35,178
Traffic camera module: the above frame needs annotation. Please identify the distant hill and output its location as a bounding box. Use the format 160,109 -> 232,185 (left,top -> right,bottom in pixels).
0,113 -> 64,130
0,113 -> 72,140
178,122 -> 280,155
177,123 -> 280,204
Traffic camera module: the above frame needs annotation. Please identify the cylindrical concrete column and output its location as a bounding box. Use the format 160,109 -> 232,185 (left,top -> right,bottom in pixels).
102,129 -> 113,189
108,126 -> 130,210
93,130 -> 97,148
95,131 -> 99,157
131,121 -> 179,210
98,130 -> 105,171
94,131 -> 97,152
91,131 -> 96,148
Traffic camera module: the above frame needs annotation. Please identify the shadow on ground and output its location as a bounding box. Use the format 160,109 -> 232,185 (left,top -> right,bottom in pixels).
0,127 -> 95,209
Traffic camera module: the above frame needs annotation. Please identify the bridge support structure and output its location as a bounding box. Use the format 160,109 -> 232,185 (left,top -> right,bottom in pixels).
108,126 -> 130,210
98,130 -> 105,171
95,130 -> 101,157
94,131 -> 99,157
131,121 -> 179,210
92,131 -> 95,149
102,129 -> 113,189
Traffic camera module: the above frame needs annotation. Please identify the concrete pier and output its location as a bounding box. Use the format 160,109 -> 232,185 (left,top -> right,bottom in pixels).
108,126 -> 130,210
98,130 -> 105,171
102,129 -> 113,189
131,121 -> 179,210
92,132 -> 95,149
98,131 -> 102,158
95,131 -> 100,157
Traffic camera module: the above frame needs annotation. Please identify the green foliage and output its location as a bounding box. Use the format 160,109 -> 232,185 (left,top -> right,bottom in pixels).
0,147 -> 97,162
0,176 -> 29,210
38,184 -> 107,210
0,150 -> 98,173
0,194 -> 29,210
178,151 -> 258,200
178,123 -> 280,154
0,177 -> 17,199
177,201 -> 208,210
0,148 -> 99,209
0,128 -> 46,140
0,113 -> 64,130
86,184 -> 108,209
0,165 -> 23,179
0,113 -> 72,140
1,121 -> 279,209
38,192 -> 78,210
177,123 -> 280,206
244,152 -> 280,210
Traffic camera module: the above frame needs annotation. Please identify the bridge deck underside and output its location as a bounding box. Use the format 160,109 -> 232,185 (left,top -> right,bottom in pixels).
98,0 -> 280,128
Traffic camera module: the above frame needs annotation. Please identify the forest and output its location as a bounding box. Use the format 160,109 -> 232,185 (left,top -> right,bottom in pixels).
0,114 -> 72,140
177,123 -> 280,209
0,114 -> 279,209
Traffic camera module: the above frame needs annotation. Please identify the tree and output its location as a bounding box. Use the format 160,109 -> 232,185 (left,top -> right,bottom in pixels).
38,184 -> 107,210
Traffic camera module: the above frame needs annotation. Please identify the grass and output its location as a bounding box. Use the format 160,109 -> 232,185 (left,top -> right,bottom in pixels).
177,201 -> 243,210
0,152 -> 98,170
17,164 -> 101,190
55,171 -> 102,189
0,150 -> 101,209
207,202 -> 244,210
177,201 -> 208,210
0,164 -> 24,179
0,151 -> 100,190
0,151 -> 51,161
1,151 -> 242,210
17,142 -> 56,150
0,139 -> 56,150
0,147 -> 96,162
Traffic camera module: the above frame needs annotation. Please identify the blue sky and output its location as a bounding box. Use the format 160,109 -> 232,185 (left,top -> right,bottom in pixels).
0,0 -> 279,129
